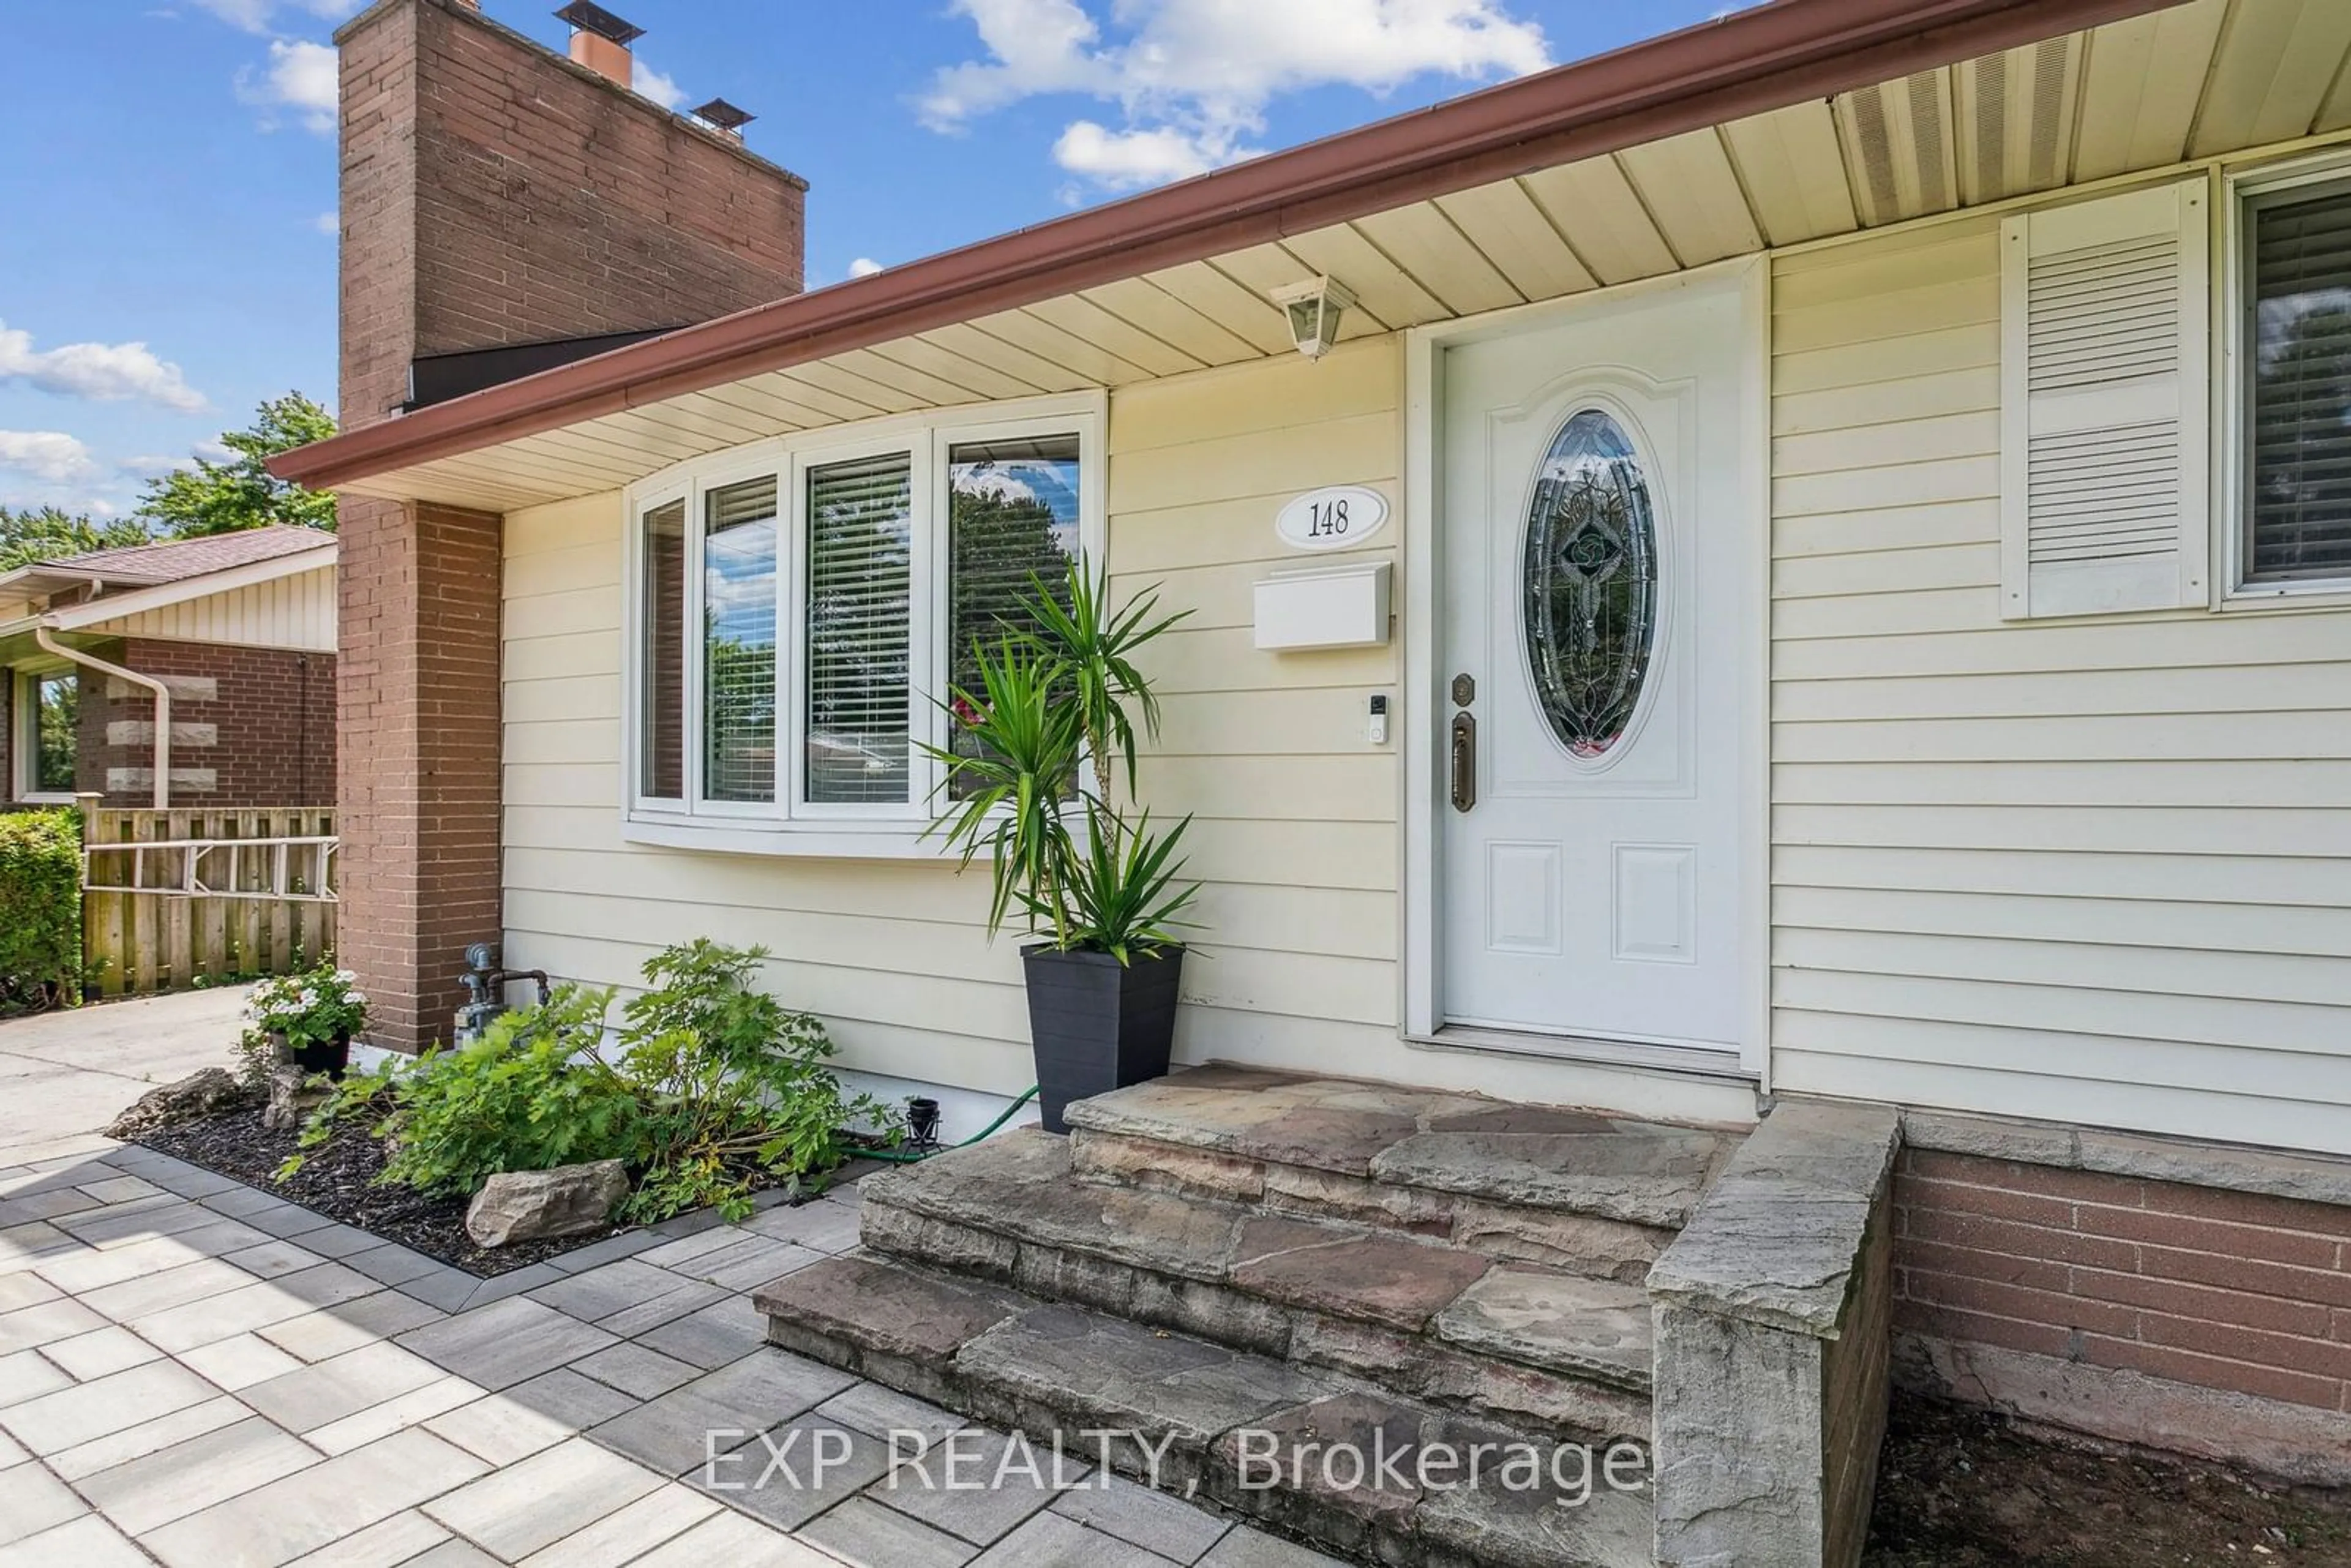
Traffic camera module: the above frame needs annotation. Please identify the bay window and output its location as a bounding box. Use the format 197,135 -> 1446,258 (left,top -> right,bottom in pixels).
625,396 -> 1101,852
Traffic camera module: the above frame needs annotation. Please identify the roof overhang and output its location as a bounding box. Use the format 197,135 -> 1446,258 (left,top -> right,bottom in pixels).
273,0 -> 2192,501
0,562 -> 156,598
4,540 -> 338,640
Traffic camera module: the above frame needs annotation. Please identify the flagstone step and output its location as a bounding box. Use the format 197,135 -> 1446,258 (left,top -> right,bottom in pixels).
754,1255 -> 1655,1568
1063,1068 -> 1741,1268
859,1130 -> 1652,1446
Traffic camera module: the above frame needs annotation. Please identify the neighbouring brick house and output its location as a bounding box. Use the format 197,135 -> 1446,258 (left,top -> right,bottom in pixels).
0,526 -> 338,809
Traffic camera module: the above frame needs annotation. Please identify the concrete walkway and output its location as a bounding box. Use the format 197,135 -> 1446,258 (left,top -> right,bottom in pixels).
0,994 -> 1340,1568
0,990 -> 250,1166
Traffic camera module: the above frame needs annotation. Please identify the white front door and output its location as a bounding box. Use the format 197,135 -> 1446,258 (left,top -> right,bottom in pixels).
1437,277 -> 1754,1059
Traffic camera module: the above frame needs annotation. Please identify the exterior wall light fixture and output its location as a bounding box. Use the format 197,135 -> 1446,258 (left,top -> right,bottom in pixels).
1270,276 -> 1356,359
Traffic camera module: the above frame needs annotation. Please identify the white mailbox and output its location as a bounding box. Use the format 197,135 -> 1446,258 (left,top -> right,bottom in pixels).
1253,560 -> 1392,651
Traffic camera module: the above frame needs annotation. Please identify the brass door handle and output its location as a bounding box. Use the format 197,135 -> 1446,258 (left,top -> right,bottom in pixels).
1450,711 -> 1477,812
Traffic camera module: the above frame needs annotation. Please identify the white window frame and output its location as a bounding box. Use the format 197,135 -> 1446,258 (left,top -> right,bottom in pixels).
620,391 -> 1106,858
2221,149 -> 2351,604
12,662 -> 79,805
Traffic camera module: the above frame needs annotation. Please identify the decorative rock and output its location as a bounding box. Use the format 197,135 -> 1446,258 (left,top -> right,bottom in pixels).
106,1067 -> 250,1138
262,1065 -> 330,1132
465,1159 -> 629,1248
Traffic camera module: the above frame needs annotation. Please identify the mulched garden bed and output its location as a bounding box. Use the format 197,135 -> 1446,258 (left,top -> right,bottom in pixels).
141,1105 -> 621,1275
1864,1394 -> 2351,1566
138,1105 -> 863,1278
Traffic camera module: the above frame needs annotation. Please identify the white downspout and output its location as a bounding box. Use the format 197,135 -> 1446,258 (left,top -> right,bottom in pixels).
34,625 -> 170,811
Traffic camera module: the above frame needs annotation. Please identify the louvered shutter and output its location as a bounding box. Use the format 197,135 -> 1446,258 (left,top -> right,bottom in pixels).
2000,178 -> 2210,619
805,452 -> 913,805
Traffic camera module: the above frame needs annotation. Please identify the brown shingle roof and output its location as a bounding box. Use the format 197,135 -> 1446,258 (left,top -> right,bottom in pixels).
29,525 -> 332,585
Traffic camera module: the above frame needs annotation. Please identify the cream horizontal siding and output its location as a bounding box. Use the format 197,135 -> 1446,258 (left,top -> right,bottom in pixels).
501,492 -> 1030,1096
84,565 -> 336,651
1106,338 -> 1403,1070
497,337 -> 1406,1097
1768,214 -> 2351,1155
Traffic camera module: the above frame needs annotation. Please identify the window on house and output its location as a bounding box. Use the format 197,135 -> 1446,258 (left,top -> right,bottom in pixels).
704,477 -> 779,805
639,498 -> 686,801
15,668 -> 78,800
805,453 -> 912,806
626,401 -> 1100,843
2246,179 -> 2351,583
945,435 -> 1081,800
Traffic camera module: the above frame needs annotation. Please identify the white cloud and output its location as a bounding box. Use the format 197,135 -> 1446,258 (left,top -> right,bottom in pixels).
119,453 -> 197,481
1052,121 -> 1242,188
237,38 -> 339,134
636,63 -> 687,111
848,258 -> 886,279
188,0 -> 276,30
0,321 -> 208,413
313,211 -> 339,236
923,0 -> 1551,189
188,0 -> 359,31
0,432 -> 103,487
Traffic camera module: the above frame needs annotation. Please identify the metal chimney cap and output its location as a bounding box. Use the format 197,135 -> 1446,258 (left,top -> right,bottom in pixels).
692,97 -> 755,131
553,1 -> 643,46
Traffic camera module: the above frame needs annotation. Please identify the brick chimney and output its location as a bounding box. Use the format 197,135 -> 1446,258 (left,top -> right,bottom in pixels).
557,0 -> 637,90
332,0 -> 808,1052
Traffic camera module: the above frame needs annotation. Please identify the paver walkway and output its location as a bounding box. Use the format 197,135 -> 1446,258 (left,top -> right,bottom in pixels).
0,996 -> 1342,1568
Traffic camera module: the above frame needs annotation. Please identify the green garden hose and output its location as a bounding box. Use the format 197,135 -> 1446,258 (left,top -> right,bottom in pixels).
859,1085 -> 1041,1163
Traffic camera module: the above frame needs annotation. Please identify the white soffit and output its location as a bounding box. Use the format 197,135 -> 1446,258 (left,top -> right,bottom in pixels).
354,0 -> 2351,514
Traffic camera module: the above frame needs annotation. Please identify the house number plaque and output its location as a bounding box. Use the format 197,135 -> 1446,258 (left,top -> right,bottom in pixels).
1275,485 -> 1390,551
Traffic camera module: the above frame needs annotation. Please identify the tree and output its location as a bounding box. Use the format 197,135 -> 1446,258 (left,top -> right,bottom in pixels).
137,392 -> 338,538
0,506 -> 152,572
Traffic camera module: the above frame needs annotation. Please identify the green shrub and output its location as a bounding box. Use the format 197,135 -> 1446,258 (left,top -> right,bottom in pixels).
0,808 -> 81,1013
615,939 -> 893,1222
292,940 -> 898,1224
296,986 -> 643,1197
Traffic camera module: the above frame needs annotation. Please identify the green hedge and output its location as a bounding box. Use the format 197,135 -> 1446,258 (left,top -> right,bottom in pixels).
0,808 -> 81,1011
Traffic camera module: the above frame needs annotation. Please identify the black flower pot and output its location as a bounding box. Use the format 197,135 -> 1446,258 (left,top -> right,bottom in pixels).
285,1032 -> 351,1079
1021,945 -> 1183,1135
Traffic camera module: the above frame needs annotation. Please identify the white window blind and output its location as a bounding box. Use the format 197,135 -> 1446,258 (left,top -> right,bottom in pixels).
702,477 -> 778,804
2248,182 -> 2351,583
639,498 -> 686,801
806,452 -> 912,805
623,400 -> 1098,844
1999,178 -> 2209,618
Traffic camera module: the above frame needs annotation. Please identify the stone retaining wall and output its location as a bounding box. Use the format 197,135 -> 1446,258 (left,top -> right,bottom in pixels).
1647,1099 -> 1901,1568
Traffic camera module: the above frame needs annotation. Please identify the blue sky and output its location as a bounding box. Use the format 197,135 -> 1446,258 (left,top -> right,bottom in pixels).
0,0 -> 1731,519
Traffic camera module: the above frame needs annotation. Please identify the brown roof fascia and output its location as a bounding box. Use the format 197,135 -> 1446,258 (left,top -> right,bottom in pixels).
275,0 -> 2188,490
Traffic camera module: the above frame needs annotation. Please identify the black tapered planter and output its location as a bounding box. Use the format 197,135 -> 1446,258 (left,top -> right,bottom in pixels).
1022,945 -> 1184,1134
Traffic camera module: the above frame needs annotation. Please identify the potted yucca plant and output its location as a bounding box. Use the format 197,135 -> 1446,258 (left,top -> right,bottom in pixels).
926,560 -> 1198,1133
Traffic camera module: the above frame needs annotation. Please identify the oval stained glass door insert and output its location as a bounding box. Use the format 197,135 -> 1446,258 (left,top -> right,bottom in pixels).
1521,408 -> 1659,760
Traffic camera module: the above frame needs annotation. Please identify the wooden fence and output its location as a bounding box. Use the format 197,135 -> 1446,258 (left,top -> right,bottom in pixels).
77,799 -> 339,997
